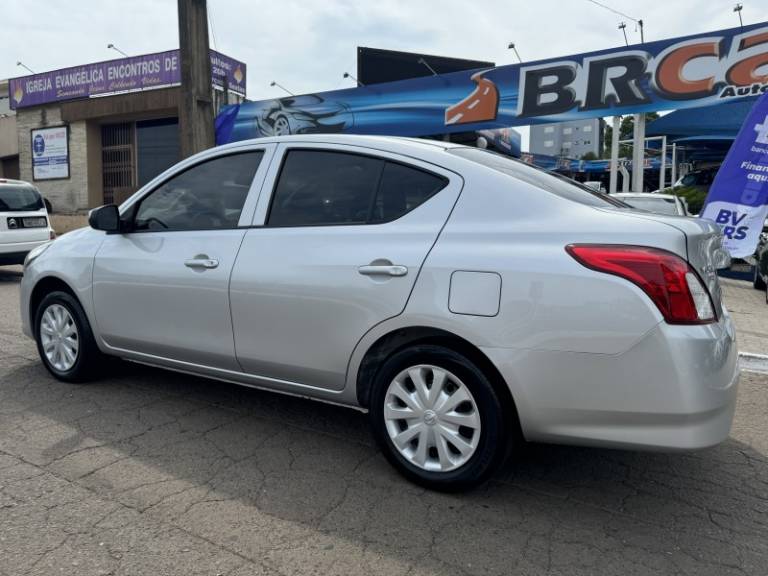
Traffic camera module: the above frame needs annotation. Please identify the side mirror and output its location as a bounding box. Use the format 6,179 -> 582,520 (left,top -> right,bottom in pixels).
88,204 -> 120,232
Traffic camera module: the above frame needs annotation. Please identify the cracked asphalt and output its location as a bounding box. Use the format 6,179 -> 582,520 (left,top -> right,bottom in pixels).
1,265 -> 767,576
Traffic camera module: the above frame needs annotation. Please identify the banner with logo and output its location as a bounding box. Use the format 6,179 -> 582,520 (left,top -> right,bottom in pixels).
31,126 -> 69,180
217,22 -> 768,144
10,50 -> 246,109
700,92 -> 768,257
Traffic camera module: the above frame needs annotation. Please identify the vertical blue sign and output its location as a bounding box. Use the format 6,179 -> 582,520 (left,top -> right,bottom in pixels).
700,92 -> 768,257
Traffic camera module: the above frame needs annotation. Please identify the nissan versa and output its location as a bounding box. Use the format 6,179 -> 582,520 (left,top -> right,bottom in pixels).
20,135 -> 738,490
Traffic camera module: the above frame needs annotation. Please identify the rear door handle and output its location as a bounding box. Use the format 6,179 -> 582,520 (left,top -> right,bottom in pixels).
184,257 -> 219,269
358,264 -> 408,277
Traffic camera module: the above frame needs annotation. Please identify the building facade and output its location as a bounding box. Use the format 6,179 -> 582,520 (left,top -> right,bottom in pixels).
6,50 -> 245,212
529,118 -> 605,159
0,79 -> 19,179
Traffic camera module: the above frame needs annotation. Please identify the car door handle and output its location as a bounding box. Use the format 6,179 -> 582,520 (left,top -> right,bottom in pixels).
358,264 -> 408,277
184,257 -> 219,269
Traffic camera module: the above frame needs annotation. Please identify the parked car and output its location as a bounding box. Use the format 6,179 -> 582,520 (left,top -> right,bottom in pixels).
20,136 -> 738,490
752,218 -> 768,301
0,179 -> 55,266
613,192 -> 690,216
674,167 -> 718,190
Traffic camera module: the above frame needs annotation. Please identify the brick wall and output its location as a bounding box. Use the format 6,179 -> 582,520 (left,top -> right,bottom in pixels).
16,105 -> 90,213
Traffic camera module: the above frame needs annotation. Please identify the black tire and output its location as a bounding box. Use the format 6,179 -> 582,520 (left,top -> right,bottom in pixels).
369,345 -> 509,491
754,265 -> 767,291
34,291 -> 102,382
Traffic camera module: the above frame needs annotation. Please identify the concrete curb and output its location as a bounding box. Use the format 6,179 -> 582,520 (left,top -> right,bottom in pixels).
738,351 -> 768,375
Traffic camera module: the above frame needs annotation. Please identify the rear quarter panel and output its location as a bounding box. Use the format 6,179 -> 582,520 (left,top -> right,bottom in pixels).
345,167 -> 688,399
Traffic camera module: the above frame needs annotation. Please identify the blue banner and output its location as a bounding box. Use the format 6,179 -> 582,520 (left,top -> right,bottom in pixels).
700,92 -> 768,257
217,22 -> 768,145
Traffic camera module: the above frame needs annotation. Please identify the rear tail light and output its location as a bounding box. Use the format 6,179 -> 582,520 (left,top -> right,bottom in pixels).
49,229 -> 56,240
566,244 -> 716,325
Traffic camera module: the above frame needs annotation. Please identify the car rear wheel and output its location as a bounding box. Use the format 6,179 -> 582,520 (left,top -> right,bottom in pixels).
369,345 -> 508,491
34,291 -> 102,382
754,265 -> 767,291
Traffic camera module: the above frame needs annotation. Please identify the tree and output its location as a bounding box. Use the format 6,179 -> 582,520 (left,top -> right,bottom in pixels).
603,112 -> 660,157
581,151 -> 598,161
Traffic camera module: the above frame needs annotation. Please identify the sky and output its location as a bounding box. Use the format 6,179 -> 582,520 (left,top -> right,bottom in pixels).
3,0 -> 768,147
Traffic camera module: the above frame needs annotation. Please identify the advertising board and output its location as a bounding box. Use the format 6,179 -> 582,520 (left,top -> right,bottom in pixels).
217,23 -> 768,144
31,126 -> 69,181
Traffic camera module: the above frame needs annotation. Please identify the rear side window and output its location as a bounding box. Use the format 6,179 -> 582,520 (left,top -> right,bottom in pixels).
450,148 -> 625,208
370,162 -> 447,223
0,186 -> 43,212
268,149 -> 448,226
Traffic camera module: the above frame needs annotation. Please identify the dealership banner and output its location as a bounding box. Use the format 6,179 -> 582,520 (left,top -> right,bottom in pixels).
31,126 -> 69,180
217,22 -> 768,144
700,92 -> 768,258
10,49 -> 246,109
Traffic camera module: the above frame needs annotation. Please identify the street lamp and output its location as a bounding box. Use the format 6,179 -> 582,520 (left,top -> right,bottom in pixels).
16,61 -> 35,74
734,3 -> 744,28
507,43 -> 522,63
343,72 -> 364,86
618,22 -> 629,46
107,43 -> 129,58
269,81 -> 294,96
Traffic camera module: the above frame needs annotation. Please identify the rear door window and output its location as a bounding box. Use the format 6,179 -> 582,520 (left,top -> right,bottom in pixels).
267,149 -> 448,227
370,162 -> 448,223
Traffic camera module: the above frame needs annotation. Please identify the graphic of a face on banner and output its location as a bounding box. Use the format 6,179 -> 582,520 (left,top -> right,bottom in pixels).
700,93 -> 768,258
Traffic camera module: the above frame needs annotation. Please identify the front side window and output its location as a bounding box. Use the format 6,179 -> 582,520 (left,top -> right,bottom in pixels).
133,151 -> 263,231
267,150 -> 447,227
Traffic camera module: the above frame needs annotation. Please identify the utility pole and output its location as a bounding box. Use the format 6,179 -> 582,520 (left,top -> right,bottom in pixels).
178,0 -> 214,159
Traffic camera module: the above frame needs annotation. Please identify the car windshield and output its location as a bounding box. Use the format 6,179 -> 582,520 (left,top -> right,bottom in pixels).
620,196 -> 680,215
449,148 -> 627,208
0,185 -> 44,212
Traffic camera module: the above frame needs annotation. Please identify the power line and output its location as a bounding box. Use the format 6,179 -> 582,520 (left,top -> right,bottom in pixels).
207,0 -> 218,51
584,0 -> 644,42
584,0 -> 639,23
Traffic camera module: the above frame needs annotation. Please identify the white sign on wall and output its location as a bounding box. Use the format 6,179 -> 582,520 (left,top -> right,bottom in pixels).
31,126 -> 69,180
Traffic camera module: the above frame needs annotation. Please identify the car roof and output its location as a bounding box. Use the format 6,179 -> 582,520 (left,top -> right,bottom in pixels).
214,134 -> 464,155
0,178 -> 36,189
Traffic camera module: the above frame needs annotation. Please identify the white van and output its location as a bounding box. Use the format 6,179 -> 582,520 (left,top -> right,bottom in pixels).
0,179 -> 55,266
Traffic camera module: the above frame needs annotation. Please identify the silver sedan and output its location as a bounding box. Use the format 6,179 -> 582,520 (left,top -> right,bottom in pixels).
19,135 -> 738,490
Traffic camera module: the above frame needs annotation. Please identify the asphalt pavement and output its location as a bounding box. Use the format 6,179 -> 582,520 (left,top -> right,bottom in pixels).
1,265 -> 767,576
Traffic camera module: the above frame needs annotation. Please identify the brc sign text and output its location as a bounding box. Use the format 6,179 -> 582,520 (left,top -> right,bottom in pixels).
518,28 -> 768,117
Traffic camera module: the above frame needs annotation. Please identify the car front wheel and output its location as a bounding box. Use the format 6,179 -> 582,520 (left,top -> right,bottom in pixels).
34,291 -> 102,382
369,345 -> 509,491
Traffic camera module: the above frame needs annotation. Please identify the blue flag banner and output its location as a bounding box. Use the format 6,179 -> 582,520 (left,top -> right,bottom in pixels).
700,93 -> 768,258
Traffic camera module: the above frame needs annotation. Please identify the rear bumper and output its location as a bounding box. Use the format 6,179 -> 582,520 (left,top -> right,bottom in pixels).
482,308 -> 739,451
